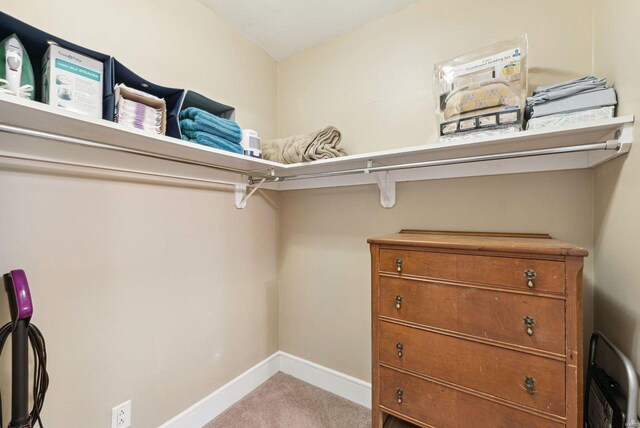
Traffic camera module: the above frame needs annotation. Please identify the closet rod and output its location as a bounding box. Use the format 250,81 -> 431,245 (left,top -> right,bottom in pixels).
275,141 -> 618,182
0,124 -> 279,180
0,151 -> 260,189
0,123 -> 621,186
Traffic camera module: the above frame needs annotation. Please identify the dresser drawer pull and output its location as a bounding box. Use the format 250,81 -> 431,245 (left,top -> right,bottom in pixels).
395,258 -> 403,273
524,376 -> 536,394
396,342 -> 404,358
523,316 -> 535,336
395,295 -> 403,309
395,388 -> 404,404
524,269 -> 537,289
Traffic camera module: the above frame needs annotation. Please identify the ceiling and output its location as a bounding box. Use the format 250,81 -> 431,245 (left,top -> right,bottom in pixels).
198,0 -> 420,60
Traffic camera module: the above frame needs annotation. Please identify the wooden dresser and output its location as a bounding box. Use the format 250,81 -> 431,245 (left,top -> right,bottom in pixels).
368,231 -> 588,428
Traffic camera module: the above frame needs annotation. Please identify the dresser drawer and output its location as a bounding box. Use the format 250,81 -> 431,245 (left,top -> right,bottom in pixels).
380,365 -> 455,428
379,249 -> 565,294
379,321 -> 566,416
379,276 -> 566,354
380,366 -> 565,428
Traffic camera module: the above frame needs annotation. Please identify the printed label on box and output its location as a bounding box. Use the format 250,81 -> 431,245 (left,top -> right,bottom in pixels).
42,45 -> 103,118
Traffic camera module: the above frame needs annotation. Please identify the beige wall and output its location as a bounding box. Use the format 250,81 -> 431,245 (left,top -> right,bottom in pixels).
278,172 -> 594,381
0,0 -> 637,425
0,0 -> 279,427
276,0 -> 597,382
593,0 -> 640,410
277,0 -> 593,154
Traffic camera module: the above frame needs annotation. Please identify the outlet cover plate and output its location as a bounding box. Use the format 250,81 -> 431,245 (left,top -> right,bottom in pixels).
111,400 -> 131,428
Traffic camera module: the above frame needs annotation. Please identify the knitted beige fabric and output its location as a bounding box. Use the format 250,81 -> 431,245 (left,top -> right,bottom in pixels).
263,126 -> 346,164
302,126 -> 345,161
262,134 -> 309,164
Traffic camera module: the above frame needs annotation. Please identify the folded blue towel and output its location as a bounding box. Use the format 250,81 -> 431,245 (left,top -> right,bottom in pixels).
180,106 -> 240,130
179,107 -> 242,144
179,111 -> 240,135
182,131 -> 243,154
180,118 -> 241,144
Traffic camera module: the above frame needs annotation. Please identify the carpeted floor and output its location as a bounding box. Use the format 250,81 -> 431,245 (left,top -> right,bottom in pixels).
204,372 -> 371,428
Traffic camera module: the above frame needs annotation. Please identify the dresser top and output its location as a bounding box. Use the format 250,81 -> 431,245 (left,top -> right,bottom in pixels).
367,230 -> 588,257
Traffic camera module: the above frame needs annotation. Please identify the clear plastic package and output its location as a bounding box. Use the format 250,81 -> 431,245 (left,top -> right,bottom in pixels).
526,106 -> 615,130
440,125 -> 521,143
433,35 -> 528,139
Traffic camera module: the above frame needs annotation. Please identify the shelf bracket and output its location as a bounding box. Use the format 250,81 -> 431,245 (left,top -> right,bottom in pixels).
373,171 -> 396,208
616,121 -> 634,154
365,160 -> 373,174
235,176 -> 266,209
588,121 -> 635,167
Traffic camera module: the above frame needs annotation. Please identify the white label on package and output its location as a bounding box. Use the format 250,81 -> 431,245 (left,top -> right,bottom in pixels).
460,118 -> 477,130
479,115 -> 498,127
442,48 -> 523,81
499,111 -> 518,124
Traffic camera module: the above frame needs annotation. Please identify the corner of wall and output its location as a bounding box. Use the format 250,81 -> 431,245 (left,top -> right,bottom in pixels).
591,0 -> 597,75
276,60 -> 282,139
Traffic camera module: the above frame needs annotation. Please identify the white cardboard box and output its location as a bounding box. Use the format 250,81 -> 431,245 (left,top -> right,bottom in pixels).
42,44 -> 103,118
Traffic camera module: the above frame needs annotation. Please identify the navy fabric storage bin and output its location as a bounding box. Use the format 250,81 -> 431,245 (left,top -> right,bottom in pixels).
0,12 -> 114,120
113,59 -> 186,139
0,11 -> 236,143
177,90 -> 237,139
180,90 -> 235,120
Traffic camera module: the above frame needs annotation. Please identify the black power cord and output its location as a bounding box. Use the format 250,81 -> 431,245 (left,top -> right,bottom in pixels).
0,322 -> 49,428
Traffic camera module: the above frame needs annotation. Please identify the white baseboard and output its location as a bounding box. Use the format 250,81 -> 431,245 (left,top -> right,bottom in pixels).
278,351 -> 372,409
160,351 -> 372,427
159,352 -> 281,428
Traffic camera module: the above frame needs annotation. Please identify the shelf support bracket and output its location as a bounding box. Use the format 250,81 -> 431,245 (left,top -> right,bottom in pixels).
235,176 -> 266,209
616,121 -> 634,154
365,160 -> 373,174
373,171 -> 396,208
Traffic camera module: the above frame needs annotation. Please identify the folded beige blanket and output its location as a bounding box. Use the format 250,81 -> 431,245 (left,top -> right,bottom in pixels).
263,126 -> 347,164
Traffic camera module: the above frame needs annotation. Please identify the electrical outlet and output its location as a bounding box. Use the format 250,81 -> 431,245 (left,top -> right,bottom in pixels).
111,400 -> 131,428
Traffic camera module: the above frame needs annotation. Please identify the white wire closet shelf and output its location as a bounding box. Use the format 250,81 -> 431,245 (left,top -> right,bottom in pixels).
0,94 -> 634,208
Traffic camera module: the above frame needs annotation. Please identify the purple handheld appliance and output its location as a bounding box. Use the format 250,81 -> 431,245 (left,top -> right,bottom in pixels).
6,270 -> 33,326
0,270 -> 48,428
